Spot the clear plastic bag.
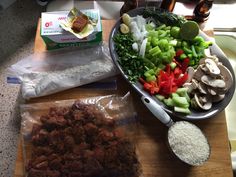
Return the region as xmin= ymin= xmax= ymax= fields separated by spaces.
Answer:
xmin=20 ymin=93 xmax=141 ymax=177
xmin=8 ymin=43 xmax=118 ymax=99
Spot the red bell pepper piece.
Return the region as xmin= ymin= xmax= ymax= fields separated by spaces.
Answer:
xmin=165 ymin=64 xmax=171 ymax=75
xmin=175 ymin=49 xmax=184 ymax=57
xmin=181 ymin=58 xmax=190 ymax=73
xmin=139 ymin=77 xmax=160 ymax=95
xmin=175 ymin=72 xmax=188 ymax=87
xmin=173 ymin=67 xmax=182 ymax=78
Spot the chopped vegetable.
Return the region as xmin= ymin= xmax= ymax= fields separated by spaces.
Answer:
xmin=122 ymin=13 xmax=131 ymax=26
xmin=143 ymin=8 xmax=186 ymax=27
xmin=113 ymin=9 xmax=213 ymax=114
xmin=113 ymin=33 xmax=144 ymax=82
xmin=132 ymin=42 xmax=139 ymax=52
xmin=120 ymin=23 xmax=130 ymax=34
xmin=139 ymin=38 xmax=148 ymax=58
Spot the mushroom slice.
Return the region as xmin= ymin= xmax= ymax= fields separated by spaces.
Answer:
xmin=207 ymin=87 xmax=217 ymax=95
xmin=204 ymin=58 xmax=221 ymax=76
xmin=198 ymin=82 xmax=207 ymax=94
xmin=193 ymin=66 xmax=205 ymax=81
xmin=183 ymin=83 xmax=194 ymax=93
xmin=194 ymin=93 xmax=212 ymax=110
xmin=204 ymin=49 xmax=211 ymax=58
xmin=218 ymin=64 xmax=233 ymax=91
xmin=191 ymin=97 xmax=199 ymax=109
xmin=201 ymin=95 xmax=209 ymax=103
xmin=216 ymin=87 xmax=228 ymax=95
xmin=207 ymin=85 xmax=228 ymax=95
xmin=186 ymin=67 xmax=195 ymax=83
xmin=200 ymin=64 xmax=209 ymax=73
xmin=212 ymin=94 xmax=225 ymax=103
xmin=201 ymin=75 xmax=226 ymax=88
xmin=191 ymin=79 xmax=199 ymax=89
xmin=199 ymin=57 xmax=207 ymax=65
xmin=207 ymin=55 xmax=219 ymax=63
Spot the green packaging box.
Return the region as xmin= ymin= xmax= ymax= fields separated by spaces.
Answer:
xmin=41 ymin=9 xmax=102 ymax=50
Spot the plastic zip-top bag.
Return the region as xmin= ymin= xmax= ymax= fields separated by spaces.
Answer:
xmin=20 ymin=93 xmax=142 ymax=177
xmin=8 ymin=43 xmax=118 ymax=99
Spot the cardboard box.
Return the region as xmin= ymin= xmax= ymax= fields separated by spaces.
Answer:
xmin=41 ymin=9 xmax=102 ymax=50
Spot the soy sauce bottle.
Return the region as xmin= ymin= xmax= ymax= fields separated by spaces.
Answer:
xmin=193 ymin=0 xmax=213 ymax=22
xmin=160 ymin=0 xmax=176 ymax=12
xmin=120 ymin=0 xmax=137 ymax=16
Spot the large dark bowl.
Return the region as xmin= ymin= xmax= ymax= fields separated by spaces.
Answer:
xmin=109 ymin=7 xmax=236 ymax=120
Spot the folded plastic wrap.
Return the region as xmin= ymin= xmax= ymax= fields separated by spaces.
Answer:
xmin=20 ymin=93 xmax=142 ymax=177
xmin=8 ymin=43 xmax=118 ymax=99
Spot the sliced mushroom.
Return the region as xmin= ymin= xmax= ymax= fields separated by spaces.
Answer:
xmin=200 ymin=64 xmax=209 ymax=73
xmin=212 ymin=94 xmax=225 ymax=103
xmin=201 ymin=75 xmax=226 ymax=88
xmin=208 ymin=86 xmax=228 ymax=95
xmin=194 ymin=93 xmax=212 ymax=110
xmin=186 ymin=55 xmax=232 ymax=111
xmin=199 ymin=58 xmax=207 ymax=65
xmin=191 ymin=97 xmax=199 ymax=109
xmin=191 ymin=79 xmax=199 ymax=89
xmin=204 ymin=58 xmax=221 ymax=76
xmin=186 ymin=67 xmax=195 ymax=83
xmin=216 ymin=87 xmax=228 ymax=94
xmin=203 ymin=49 xmax=211 ymax=58
xmin=218 ymin=64 xmax=233 ymax=91
xmin=183 ymin=83 xmax=194 ymax=93
xmin=204 ymin=55 xmax=219 ymax=62
xmin=207 ymin=87 xmax=217 ymax=95
xmin=198 ymin=82 xmax=208 ymax=94
xmin=201 ymin=95 xmax=208 ymax=103
xmin=193 ymin=66 xmax=205 ymax=81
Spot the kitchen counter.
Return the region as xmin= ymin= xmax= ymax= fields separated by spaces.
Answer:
xmin=0 ymin=1 xmax=45 ymax=176
xmin=13 ymin=19 xmax=234 ymax=177
xmin=0 ymin=1 xmax=235 ymax=176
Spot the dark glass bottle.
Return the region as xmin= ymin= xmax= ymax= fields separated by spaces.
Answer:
xmin=120 ymin=0 xmax=137 ymax=16
xmin=160 ymin=0 xmax=176 ymax=12
xmin=193 ymin=0 xmax=213 ymax=22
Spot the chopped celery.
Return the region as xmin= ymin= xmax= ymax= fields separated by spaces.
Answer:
xmin=176 ymin=87 xmax=190 ymax=102
xmin=156 ymin=24 xmax=166 ymax=30
xmin=171 ymin=93 xmax=179 ymax=98
xmin=170 ymin=62 xmax=177 ymax=70
xmin=149 ymin=46 xmax=161 ymax=55
xmin=176 ymin=87 xmax=188 ymax=94
xmin=146 ymin=75 xmax=156 ymax=82
xmin=169 ymin=39 xmax=178 ymax=46
xmin=174 ymin=107 xmax=191 ymax=114
xmin=156 ymin=94 xmax=165 ymax=101
xmin=172 ymin=96 xmax=189 ymax=108
xmin=164 ymin=98 xmax=174 ymax=107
